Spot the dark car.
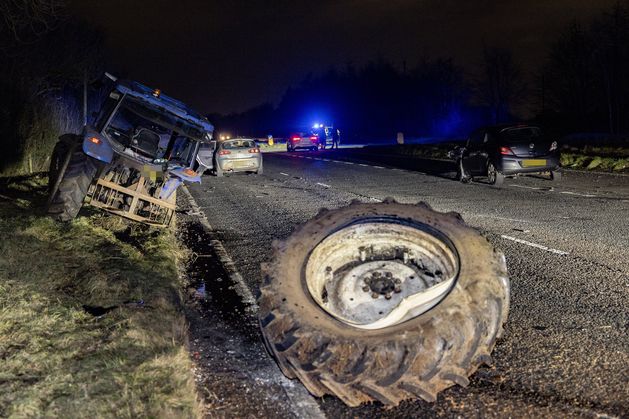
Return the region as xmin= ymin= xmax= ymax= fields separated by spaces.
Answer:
xmin=455 ymin=124 xmax=561 ymax=187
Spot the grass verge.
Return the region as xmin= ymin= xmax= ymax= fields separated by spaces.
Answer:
xmin=0 ymin=175 xmax=200 ymax=418
xmin=362 ymin=143 xmax=629 ymax=173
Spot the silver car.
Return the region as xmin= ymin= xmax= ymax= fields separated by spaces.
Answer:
xmin=208 ymin=138 xmax=263 ymax=176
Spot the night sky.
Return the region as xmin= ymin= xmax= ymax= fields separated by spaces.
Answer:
xmin=69 ymin=0 xmax=617 ymax=115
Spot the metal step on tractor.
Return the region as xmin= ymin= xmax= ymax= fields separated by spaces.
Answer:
xmin=47 ymin=74 xmax=214 ymax=226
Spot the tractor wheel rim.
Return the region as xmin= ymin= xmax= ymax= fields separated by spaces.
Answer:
xmin=304 ymin=220 xmax=459 ymax=329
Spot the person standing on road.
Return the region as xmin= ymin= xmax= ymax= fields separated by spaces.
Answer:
xmin=332 ymin=128 xmax=340 ymax=149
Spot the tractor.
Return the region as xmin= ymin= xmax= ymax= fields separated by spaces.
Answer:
xmin=47 ymin=75 xmax=213 ymax=226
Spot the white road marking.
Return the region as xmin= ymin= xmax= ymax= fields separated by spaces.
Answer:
xmin=560 ymin=191 xmax=597 ymax=198
xmin=316 ymin=182 xmax=331 ymax=188
xmin=474 ymin=214 xmax=531 ymax=223
xmin=180 ymin=187 xmax=258 ymax=309
xmin=500 ymin=235 xmax=569 ymax=255
xmin=279 ymin=172 xmax=289 ymax=176
xmin=304 ymin=156 xmax=313 ymax=159
xmin=373 ymin=165 xmax=385 ymax=169
xmin=358 ymin=163 xmax=369 ymax=167
xmin=511 ymin=184 xmax=552 ymax=191
xmin=183 ymin=186 xmax=326 ymax=419
xmin=343 ymin=161 xmax=354 ymax=165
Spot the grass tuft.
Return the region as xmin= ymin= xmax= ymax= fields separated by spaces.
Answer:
xmin=0 ymin=175 xmax=200 ymax=418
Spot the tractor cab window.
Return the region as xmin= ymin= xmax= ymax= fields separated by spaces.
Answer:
xmin=104 ymin=96 xmax=203 ymax=165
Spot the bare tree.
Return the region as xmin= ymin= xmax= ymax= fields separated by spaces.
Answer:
xmin=476 ymin=47 xmax=526 ymax=124
xmin=591 ymin=1 xmax=629 ymax=134
xmin=541 ymin=21 xmax=600 ymax=123
xmin=0 ymin=0 xmax=65 ymax=44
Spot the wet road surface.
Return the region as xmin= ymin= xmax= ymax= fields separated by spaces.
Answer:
xmin=187 ymin=148 xmax=629 ymax=418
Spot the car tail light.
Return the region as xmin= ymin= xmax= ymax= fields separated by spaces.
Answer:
xmin=550 ymin=141 xmax=558 ymax=151
xmin=249 ymin=148 xmax=260 ymax=153
xmin=291 ymin=136 xmax=300 ymax=142
xmin=218 ymin=150 xmax=231 ymax=155
xmin=500 ymin=146 xmax=514 ymax=155
xmin=310 ymin=136 xmax=318 ymax=142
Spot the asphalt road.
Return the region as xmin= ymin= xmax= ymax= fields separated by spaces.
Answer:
xmin=187 ymin=148 xmax=629 ymax=418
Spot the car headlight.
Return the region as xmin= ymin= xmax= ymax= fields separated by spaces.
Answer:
xmin=550 ymin=141 xmax=558 ymax=151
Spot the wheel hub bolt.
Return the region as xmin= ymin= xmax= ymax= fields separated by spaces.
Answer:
xmin=362 ymin=270 xmax=400 ymax=298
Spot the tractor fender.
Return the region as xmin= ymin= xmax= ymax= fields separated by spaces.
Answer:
xmin=82 ymin=127 xmax=113 ymax=163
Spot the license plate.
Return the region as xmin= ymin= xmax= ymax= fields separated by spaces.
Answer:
xmin=521 ymin=159 xmax=546 ymax=167
xmin=234 ymin=160 xmax=254 ymax=168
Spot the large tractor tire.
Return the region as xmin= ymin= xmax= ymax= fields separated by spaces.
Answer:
xmin=47 ymin=145 xmax=98 ymax=222
xmin=258 ymin=199 xmax=509 ymax=407
xmin=48 ymin=141 xmax=70 ymax=193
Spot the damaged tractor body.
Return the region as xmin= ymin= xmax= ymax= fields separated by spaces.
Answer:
xmin=48 ymin=78 xmax=213 ymax=226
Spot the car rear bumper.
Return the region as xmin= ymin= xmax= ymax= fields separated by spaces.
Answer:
xmin=218 ymin=157 xmax=261 ymax=171
xmin=290 ymin=140 xmax=318 ymax=148
xmin=497 ymin=155 xmax=560 ymax=175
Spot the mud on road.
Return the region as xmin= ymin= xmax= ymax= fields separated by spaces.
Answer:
xmin=177 ymin=192 xmax=324 ymax=419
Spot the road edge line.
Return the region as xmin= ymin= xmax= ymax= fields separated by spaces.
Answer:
xmin=180 ymin=185 xmax=258 ymax=311
xmin=180 ymin=185 xmax=327 ymax=419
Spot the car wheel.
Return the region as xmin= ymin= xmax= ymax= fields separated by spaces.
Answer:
xmin=258 ymin=199 xmax=510 ymax=407
xmin=256 ymin=161 xmax=264 ymax=175
xmin=487 ymin=163 xmax=504 ymax=187
xmin=214 ymin=161 xmax=224 ymax=177
xmin=550 ymin=170 xmax=562 ymax=181
xmin=287 ymin=145 xmax=293 ymax=152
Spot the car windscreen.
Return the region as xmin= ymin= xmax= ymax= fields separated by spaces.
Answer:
xmin=222 ymin=140 xmax=256 ymax=149
xmin=499 ymin=127 xmax=543 ymax=143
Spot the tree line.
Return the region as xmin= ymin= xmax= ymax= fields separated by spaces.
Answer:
xmin=0 ymin=0 xmax=103 ymax=175
xmin=217 ymin=1 xmax=629 ymax=141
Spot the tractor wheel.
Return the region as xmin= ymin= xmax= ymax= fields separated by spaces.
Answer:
xmin=258 ymin=199 xmax=509 ymax=407
xmin=47 ymin=148 xmax=98 ymax=222
xmin=48 ymin=141 xmax=70 ymax=193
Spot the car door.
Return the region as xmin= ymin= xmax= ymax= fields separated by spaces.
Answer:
xmin=196 ymin=140 xmax=215 ymax=170
xmin=463 ymin=129 xmax=486 ymax=175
